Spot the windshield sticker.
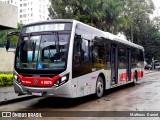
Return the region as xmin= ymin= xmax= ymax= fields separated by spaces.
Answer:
xmin=24 ymin=37 xmax=29 ymax=41
xmin=37 ymin=62 xmax=43 ymax=69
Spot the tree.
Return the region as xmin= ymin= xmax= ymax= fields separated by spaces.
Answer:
xmin=48 ymin=0 xmax=99 ymax=25
xmin=48 ymin=0 xmax=73 ymax=19
xmin=48 ymin=0 xmax=160 ymax=61
xmin=82 ymin=0 xmax=99 ymax=26
xmin=0 ymin=22 xmax=23 ymax=47
xmin=0 ymin=31 xmax=7 ymax=47
xmin=122 ymin=0 xmax=155 ymax=43
xmin=103 ymin=0 xmax=126 ymax=33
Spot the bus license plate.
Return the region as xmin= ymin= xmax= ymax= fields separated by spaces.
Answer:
xmin=32 ymin=92 xmax=42 ymax=96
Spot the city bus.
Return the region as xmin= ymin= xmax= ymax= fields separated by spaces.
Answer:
xmin=6 ymin=19 xmax=144 ymax=98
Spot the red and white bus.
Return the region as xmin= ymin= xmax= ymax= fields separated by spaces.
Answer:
xmin=6 ymin=19 xmax=144 ymax=98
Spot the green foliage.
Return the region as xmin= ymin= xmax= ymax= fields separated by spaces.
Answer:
xmin=144 ymin=31 xmax=160 ymax=62
xmin=10 ymin=35 xmax=18 ymax=47
xmin=0 ymin=22 xmax=23 ymax=47
xmin=122 ymin=0 xmax=155 ymax=42
xmin=48 ymin=0 xmax=74 ymax=19
xmin=74 ymin=13 xmax=90 ymax=25
xmin=0 ymin=74 xmax=13 ymax=86
xmin=104 ymin=0 xmax=125 ymax=33
xmin=0 ymin=30 xmax=7 ymax=47
xmin=48 ymin=0 xmax=92 ymax=25
xmin=82 ymin=0 xmax=99 ymax=25
xmin=48 ymin=0 xmax=160 ymax=62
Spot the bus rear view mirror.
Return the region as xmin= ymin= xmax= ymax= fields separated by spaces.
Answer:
xmin=5 ymin=32 xmax=20 ymax=52
xmin=6 ymin=35 xmax=11 ymax=51
xmin=75 ymin=34 xmax=82 ymax=41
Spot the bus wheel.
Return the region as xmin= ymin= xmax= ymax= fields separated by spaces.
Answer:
xmin=133 ymin=72 xmax=138 ymax=85
xmin=95 ymin=76 xmax=104 ymax=98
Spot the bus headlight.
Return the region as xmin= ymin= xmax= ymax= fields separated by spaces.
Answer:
xmin=14 ymin=74 xmax=17 ymax=80
xmin=14 ymin=74 xmax=21 ymax=85
xmin=61 ymin=76 xmax=67 ymax=82
xmin=53 ymin=74 xmax=69 ymax=87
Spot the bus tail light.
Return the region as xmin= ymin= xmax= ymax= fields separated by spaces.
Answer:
xmin=53 ymin=74 xmax=69 ymax=87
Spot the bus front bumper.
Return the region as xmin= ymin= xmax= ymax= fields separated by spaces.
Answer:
xmin=13 ymin=80 xmax=72 ymax=97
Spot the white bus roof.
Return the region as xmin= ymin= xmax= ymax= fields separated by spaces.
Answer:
xmin=23 ymin=19 xmax=144 ymax=50
xmin=103 ymin=32 xmax=144 ymax=50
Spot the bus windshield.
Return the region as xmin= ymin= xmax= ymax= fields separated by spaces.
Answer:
xmin=15 ymin=32 xmax=70 ymax=70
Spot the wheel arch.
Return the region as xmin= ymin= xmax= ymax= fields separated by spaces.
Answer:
xmin=98 ymin=73 xmax=106 ymax=90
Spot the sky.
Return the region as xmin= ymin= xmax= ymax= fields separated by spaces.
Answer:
xmin=152 ymin=0 xmax=160 ymax=8
xmin=152 ymin=0 xmax=160 ymax=17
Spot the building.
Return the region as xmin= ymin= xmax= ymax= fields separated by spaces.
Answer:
xmin=0 ymin=1 xmax=18 ymax=30
xmin=0 ymin=0 xmax=18 ymax=6
xmin=0 ymin=0 xmax=50 ymax=25
xmin=19 ymin=0 xmax=50 ymax=24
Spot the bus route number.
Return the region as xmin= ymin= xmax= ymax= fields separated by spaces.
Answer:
xmin=41 ymin=81 xmax=52 ymax=85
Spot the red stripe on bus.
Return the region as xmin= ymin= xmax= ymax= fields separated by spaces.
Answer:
xmin=131 ymin=72 xmax=134 ymax=79
xmin=120 ymin=72 xmax=135 ymax=81
xmin=120 ymin=73 xmax=126 ymax=82
xmin=138 ymin=71 xmax=144 ymax=78
xmin=17 ymin=74 xmax=60 ymax=87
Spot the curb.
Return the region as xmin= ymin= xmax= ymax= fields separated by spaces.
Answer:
xmin=0 ymin=96 xmax=38 ymax=106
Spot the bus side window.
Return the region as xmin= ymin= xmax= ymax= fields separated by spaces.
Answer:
xmin=81 ymin=39 xmax=89 ymax=61
xmin=92 ymin=40 xmax=105 ymax=66
xmin=131 ymin=49 xmax=138 ymax=67
xmin=140 ymin=50 xmax=144 ymax=61
xmin=73 ymin=35 xmax=82 ymax=64
xmin=73 ymin=36 xmax=90 ymax=62
xmin=92 ymin=42 xmax=98 ymax=63
xmin=72 ymin=29 xmax=92 ymax=78
xmin=118 ymin=47 xmax=126 ymax=69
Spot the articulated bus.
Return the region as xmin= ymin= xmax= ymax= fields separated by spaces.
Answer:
xmin=6 ymin=19 xmax=144 ymax=98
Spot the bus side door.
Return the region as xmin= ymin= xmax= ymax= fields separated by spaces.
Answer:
xmin=111 ymin=44 xmax=118 ymax=84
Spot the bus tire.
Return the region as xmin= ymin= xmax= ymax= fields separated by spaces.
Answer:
xmin=133 ymin=72 xmax=138 ymax=85
xmin=95 ymin=76 xmax=104 ymax=98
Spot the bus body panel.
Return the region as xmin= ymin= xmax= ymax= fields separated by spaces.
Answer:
xmin=72 ymin=69 xmax=110 ymax=98
xmin=118 ymin=69 xmax=127 ymax=84
xmin=14 ymin=77 xmax=73 ymax=98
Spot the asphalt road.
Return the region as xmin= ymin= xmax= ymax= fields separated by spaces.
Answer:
xmin=1 ymin=71 xmax=160 ymax=120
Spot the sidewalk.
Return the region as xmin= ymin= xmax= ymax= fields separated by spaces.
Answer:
xmin=0 ymin=86 xmax=21 ymax=101
xmin=0 ymin=86 xmax=34 ymax=105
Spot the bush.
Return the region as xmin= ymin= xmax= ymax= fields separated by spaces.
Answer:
xmin=0 ymin=74 xmax=13 ymax=86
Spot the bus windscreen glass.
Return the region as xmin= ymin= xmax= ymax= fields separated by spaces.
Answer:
xmin=15 ymin=33 xmax=70 ymax=70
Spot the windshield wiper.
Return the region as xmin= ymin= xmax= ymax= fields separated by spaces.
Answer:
xmin=32 ymin=41 xmax=36 ymax=62
xmin=54 ymin=32 xmax=61 ymax=62
xmin=55 ymin=32 xmax=60 ymax=53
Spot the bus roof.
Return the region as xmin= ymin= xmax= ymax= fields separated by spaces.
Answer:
xmin=104 ymin=32 xmax=144 ymax=50
xmin=23 ymin=19 xmax=74 ymax=27
xmin=114 ymin=35 xmax=144 ymax=50
xmin=23 ymin=19 xmax=144 ymax=50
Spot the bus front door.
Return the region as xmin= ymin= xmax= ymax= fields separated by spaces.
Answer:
xmin=111 ymin=44 xmax=118 ymax=85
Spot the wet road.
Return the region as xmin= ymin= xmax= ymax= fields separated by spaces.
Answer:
xmin=1 ymin=70 xmax=160 ymax=120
